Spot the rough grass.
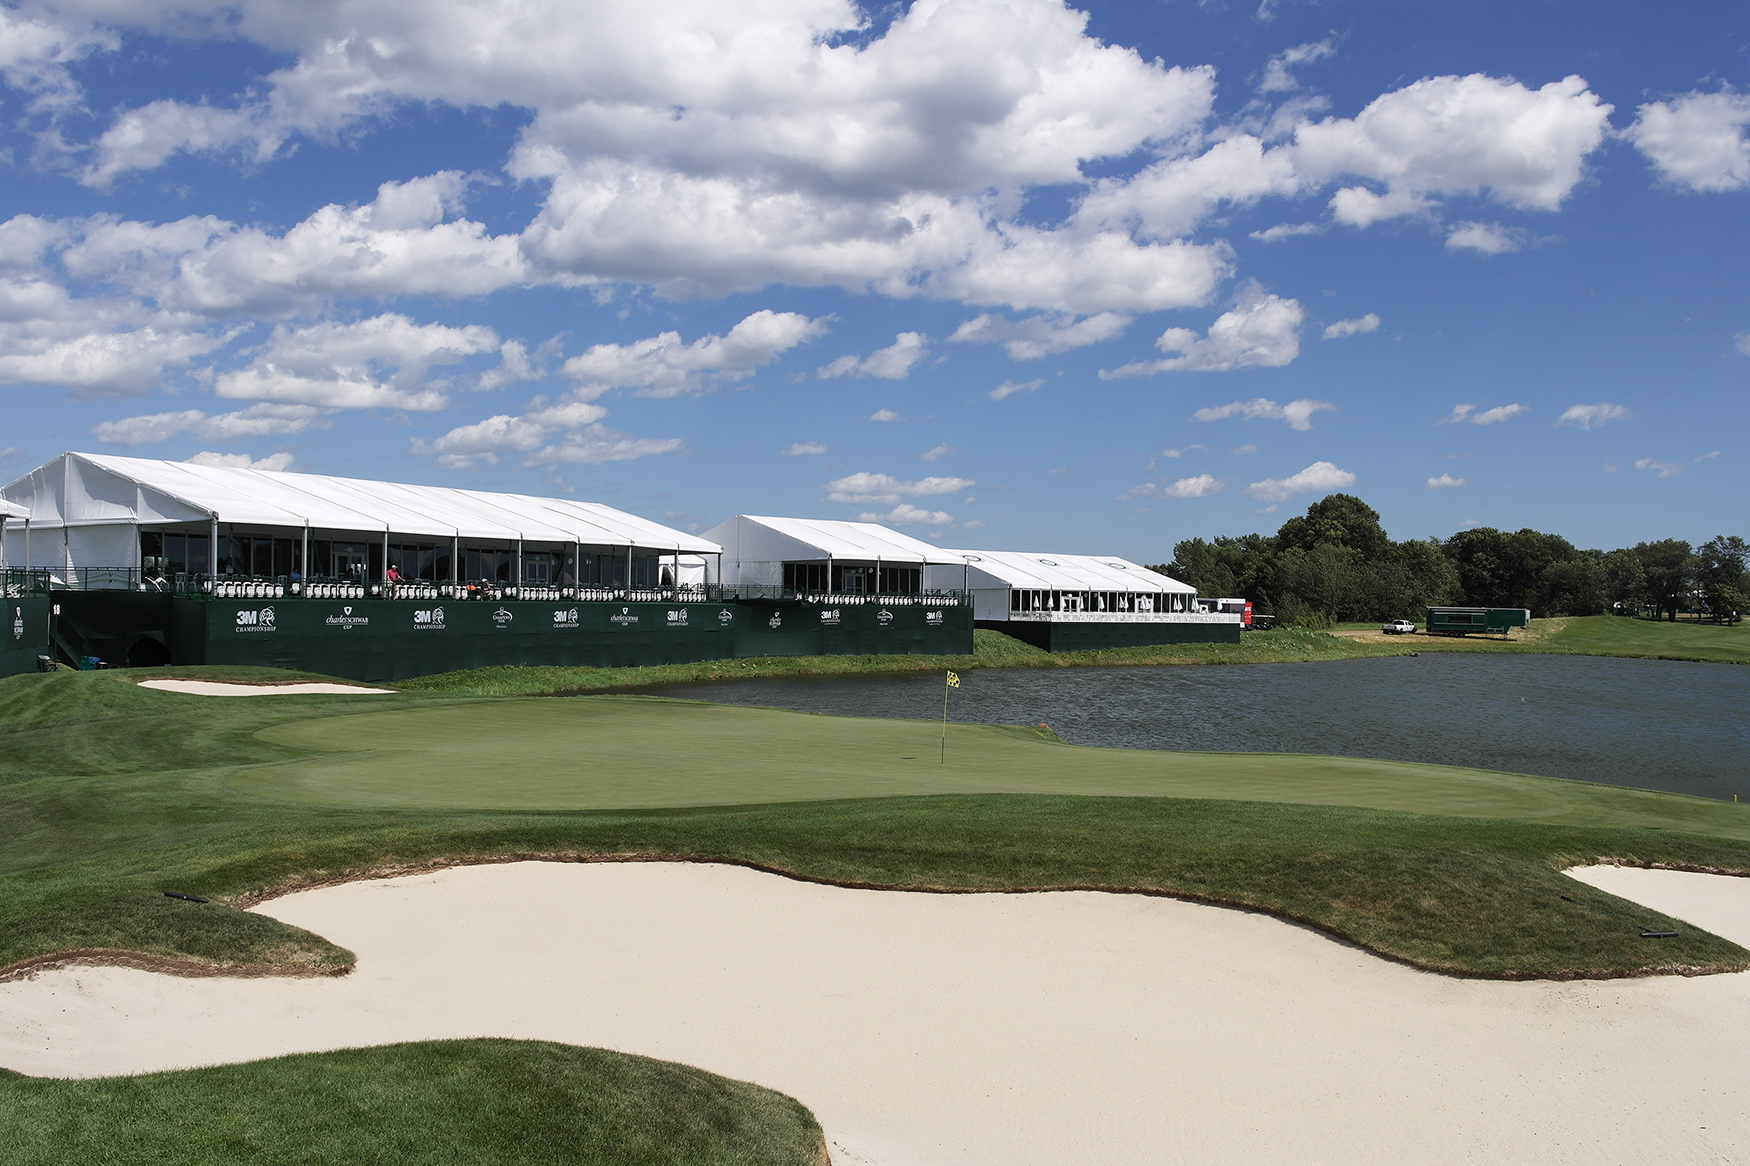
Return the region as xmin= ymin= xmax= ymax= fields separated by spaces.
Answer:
xmin=396 ymin=626 xmax=1407 ymax=696
xmin=0 ymin=1039 xmax=829 ymax=1166
xmin=4 ymin=667 xmax=1750 ymax=984
xmin=391 ymin=616 xmax=1750 ymax=700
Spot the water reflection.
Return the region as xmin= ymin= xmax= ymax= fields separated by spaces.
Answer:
xmin=647 ymin=654 xmax=1750 ymax=801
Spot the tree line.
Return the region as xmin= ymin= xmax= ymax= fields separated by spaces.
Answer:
xmin=1156 ymin=494 xmax=1747 ymax=627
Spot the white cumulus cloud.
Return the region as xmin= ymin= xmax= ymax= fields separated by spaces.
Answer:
xmin=214 ymin=314 xmax=498 ymax=411
xmin=988 ymin=378 xmax=1044 ymax=401
xmin=1626 ymin=90 xmax=1750 ymax=193
xmin=818 ymin=332 xmax=928 ymax=380
xmin=858 ymin=503 xmax=957 ymax=527
xmin=93 ymin=403 xmax=331 ymax=445
xmin=1446 ymin=222 xmax=1523 ymax=254
xmin=781 ymin=441 xmax=828 ymax=456
xmin=564 ymin=309 xmax=827 ymax=398
xmin=1556 ymin=402 xmax=1631 ymax=430
xmin=1425 ymin=474 xmax=1466 ymax=490
xmin=184 ymin=451 xmax=295 ymax=471
xmin=823 ymin=472 xmax=976 ymax=505
xmin=1100 ymin=285 xmax=1302 ymax=377
xmin=1439 ymin=403 xmax=1525 ymax=426
xmin=949 ymin=311 xmax=1131 ymax=360
xmin=1190 ymin=397 xmax=1335 ymax=431
xmin=1246 ymin=460 xmax=1356 ymax=502
xmin=1322 ymin=313 xmax=1379 ymax=339
xmin=1125 ymin=474 xmax=1224 ymax=499
xmin=1635 ymin=451 xmax=1719 ymax=479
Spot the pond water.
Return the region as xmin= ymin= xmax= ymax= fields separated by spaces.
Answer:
xmin=647 ymin=654 xmax=1750 ymax=801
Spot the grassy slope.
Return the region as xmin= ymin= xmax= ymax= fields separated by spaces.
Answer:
xmin=4 ymin=668 xmax=1750 ymax=984
xmin=0 ymin=1039 xmax=828 ymax=1166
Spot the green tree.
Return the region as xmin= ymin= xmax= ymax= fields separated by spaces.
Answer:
xmin=1633 ymin=539 xmax=1696 ymax=622
xmin=1696 ymin=535 xmax=1748 ymax=623
xmin=1274 ymin=494 xmax=1390 ymax=559
xmin=1602 ymin=547 xmax=1646 ymax=614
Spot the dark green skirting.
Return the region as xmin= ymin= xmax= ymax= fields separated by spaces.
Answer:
xmin=977 ymin=618 xmax=1240 ymax=653
xmin=45 ymin=592 xmax=973 ymax=681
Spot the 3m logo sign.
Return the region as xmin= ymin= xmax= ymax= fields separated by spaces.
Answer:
xmin=414 ymin=608 xmax=446 ymax=627
xmin=235 ymin=607 xmax=277 ymax=632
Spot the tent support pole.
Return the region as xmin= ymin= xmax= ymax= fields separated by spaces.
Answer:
xmin=516 ymin=538 xmax=523 ymax=591
xmin=209 ymin=517 xmax=218 ymax=577
xmin=301 ymin=526 xmax=309 ymax=582
xmin=383 ymin=529 xmax=391 ymax=584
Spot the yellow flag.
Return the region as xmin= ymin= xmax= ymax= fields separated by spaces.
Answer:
xmin=946 ymin=671 xmax=960 ymax=687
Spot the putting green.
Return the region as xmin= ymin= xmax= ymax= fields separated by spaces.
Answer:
xmin=234 ymin=695 xmax=1750 ymax=838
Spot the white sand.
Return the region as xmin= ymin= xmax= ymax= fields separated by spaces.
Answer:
xmin=135 ymin=679 xmax=393 ymax=696
xmin=4 ymin=861 xmax=1749 ymax=1165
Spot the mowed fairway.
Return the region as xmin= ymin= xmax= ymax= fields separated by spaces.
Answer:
xmin=240 ymin=694 xmax=1750 ymax=838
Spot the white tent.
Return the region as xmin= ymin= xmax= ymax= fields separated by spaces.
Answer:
xmin=1 ymin=452 xmax=719 ymax=581
xmin=703 ymin=515 xmax=961 ymax=593
xmin=0 ymin=497 xmax=25 ymax=571
xmin=934 ymin=549 xmax=1198 ymax=621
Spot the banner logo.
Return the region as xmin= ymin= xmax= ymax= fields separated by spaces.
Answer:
xmin=11 ymin=606 xmax=23 ymax=641
xmin=326 ymin=607 xmax=369 ymax=629
xmin=768 ymin=612 xmax=782 ymax=628
xmin=553 ymin=607 xmax=579 ymax=628
xmin=819 ymin=608 xmax=841 ymax=625
xmin=717 ymin=608 xmax=734 ymax=625
xmin=926 ymin=610 xmax=944 ymax=625
xmin=235 ymin=606 xmax=277 ymax=633
xmin=666 ymin=609 xmax=688 ymax=627
xmin=414 ymin=607 xmax=446 ymax=628
xmin=877 ymin=609 xmax=894 ymax=626
xmin=492 ymin=607 xmax=515 ymax=626
xmin=610 ymin=606 xmax=639 ymax=625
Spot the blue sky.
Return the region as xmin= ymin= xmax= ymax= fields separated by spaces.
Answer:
xmin=1 ymin=0 xmax=1745 ymax=559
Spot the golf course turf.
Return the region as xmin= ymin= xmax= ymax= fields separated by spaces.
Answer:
xmin=0 ymin=1039 xmax=830 ymax=1166
xmin=5 ymin=617 xmax=1749 ymax=1161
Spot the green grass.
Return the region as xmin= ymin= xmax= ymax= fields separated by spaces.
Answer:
xmin=390 ymin=616 xmax=1750 ymax=701
xmin=237 ymin=695 xmax=1750 ymax=838
xmin=0 ymin=1039 xmax=828 ymax=1166
xmin=5 ymin=667 xmax=1750 ymax=986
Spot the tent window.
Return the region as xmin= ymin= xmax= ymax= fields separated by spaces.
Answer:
xmin=877 ymin=565 xmax=920 ymax=593
xmin=784 ymin=562 xmax=829 ymax=591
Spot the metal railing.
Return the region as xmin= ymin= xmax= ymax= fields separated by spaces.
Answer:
xmin=1 ymin=567 xmax=53 ymax=597
xmin=22 ymin=568 xmax=972 ymax=607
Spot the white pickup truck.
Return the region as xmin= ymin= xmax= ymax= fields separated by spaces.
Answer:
xmin=1382 ymin=619 xmax=1416 ymax=634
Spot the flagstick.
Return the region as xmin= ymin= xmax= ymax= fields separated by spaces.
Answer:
xmin=940 ymin=675 xmax=948 ymax=764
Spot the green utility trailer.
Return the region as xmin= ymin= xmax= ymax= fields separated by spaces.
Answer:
xmin=1424 ymin=606 xmax=1530 ymax=636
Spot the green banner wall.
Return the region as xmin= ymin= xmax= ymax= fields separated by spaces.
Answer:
xmin=179 ymin=595 xmax=972 ymax=681
xmin=1 ymin=596 xmax=52 ymax=677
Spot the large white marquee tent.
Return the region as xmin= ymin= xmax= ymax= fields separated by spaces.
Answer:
xmin=0 ymin=452 xmax=720 ymax=586
xmin=938 ymin=549 xmax=1203 ymax=622
xmin=704 ymin=515 xmax=964 ymax=594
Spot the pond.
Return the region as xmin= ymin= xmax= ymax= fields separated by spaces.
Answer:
xmin=647 ymin=653 xmax=1750 ymax=802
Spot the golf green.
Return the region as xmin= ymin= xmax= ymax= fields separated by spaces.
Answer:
xmin=236 ymin=694 xmax=1750 ymax=838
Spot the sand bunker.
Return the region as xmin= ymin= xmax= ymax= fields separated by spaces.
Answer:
xmin=4 ymin=862 xmax=1749 ymax=1165
xmin=136 ymin=679 xmax=394 ymax=696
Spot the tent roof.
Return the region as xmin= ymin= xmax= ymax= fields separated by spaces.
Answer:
xmin=714 ymin=515 xmax=962 ymax=564
xmin=2 ymin=453 xmax=719 ymax=552
xmin=0 ymin=498 xmax=26 ymax=519
xmin=941 ymin=549 xmax=1194 ymax=593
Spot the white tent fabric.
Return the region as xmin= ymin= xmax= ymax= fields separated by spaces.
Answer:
xmin=936 ymin=550 xmax=1194 ymax=595
xmin=0 ymin=498 xmax=26 ymax=518
xmin=0 ymin=453 xmax=720 ymax=553
xmin=703 ymin=515 xmax=961 ymax=588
